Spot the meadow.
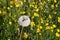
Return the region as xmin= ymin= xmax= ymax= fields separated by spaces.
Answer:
xmin=0 ymin=0 xmax=60 ymax=40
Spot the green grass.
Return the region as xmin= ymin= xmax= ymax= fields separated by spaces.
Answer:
xmin=0 ymin=0 xmax=60 ymax=40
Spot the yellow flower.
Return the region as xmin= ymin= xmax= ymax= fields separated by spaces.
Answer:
xmin=39 ymin=33 xmax=42 ymax=35
xmin=50 ymin=27 xmax=54 ymax=29
xmin=32 ymin=2 xmax=35 ymax=5
xmin=34 ymin=5 xmax=37 ymax=8
xmin=34 ymin=13 xmax=39 ymax=17
xmin=30 ymin=4 xmax=34 ymax=7
xmin=37 ymin=25 xmax=42 ymax=29
xmin=12 ymin=0 xmax=17 ymax=3
xmin=2 ymin=11 xmax=6 ymax=15
xmin=39 ymin=26 xmax=43 ymax=29
xmin=15 ymin=1 xmax=23 ymax=8
xmin=8 ymin=13 xmax=11 ymax=17
xmin=23 ymin=33 xmax=28 ymax=39
xmin=15 ymin=3 xmax=20 ymax=7
xmin=7 ymin=7 xmax=10 ymax=10
xmin=51 ymin=29 xmax=54 ymax=32
xmin=51 ymin=4 xmax=54 ymax=9
xmin=40 ymin=2 xmax=43 ymax=5
xmin=49 ymin=15 xmax=52 ymax=18
xmin=57 ymin=29 xmax=60 ymax=32
xmin=52 ymin=24 xmax=56 ymax=28
xmin=9 ymin=21 xmax=12 ymax=25
xmin=46 ymin=26 xmax=51 ymax=30
xmin=10 ymin=5 xmax=13 ymax=8
xmin=20 ymin=12 xmax=25 ymax=14
xmin=45 ymin=23 xmax=49 ymax=26
xmin=54 ymin=0 xmax=57 ymax=3
xmin=35 ymin=8 xmax=39 ymax=12
xmin=58 ymin=17 xmax=60 ymax=22
xmin=47 ymin=0 xmax=49 ymax=1
xmin=24 ymin=0 xmax=26 ymax=2
xmin=10 ymin=1 xmax=14 ymax=4
xmin=37 ymin=28 xmax=40 ymax=33
xmin=40 ymin=18 xmax=44 ymax=23
xmin=54 ymin=11 xmax=57 ymax=14
xmin=43 ymin=1 xmax=46 ymax=4
xmin=20 ymin=1 xmax=23 ymax=5
xmin=31 ymin=16 xmax=34 ymax=19
xmin=55 ymin=4 xmax=58 ymax=8
xmin=30 ymin=21 xmax=35 ymax=27
xmin=55 ymin=32 xmax=60 ymax=37
xmin=0 ymin=10 xmax=2 ymax=14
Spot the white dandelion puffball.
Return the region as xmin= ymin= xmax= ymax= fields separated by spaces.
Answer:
xmin=18 ymin=15 xmax=30 ymax=27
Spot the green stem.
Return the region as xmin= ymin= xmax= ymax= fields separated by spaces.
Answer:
xmin=19 ymin=27 xmax=24 ymax=40
xmin=36 ymin=33 xmax=38 ymax=40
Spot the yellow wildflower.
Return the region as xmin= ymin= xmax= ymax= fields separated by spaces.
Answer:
xmin=30 ymin=21 xmax=35 ymax=27
xmin=12 ymin=0 xmax=17 ymax=3
xmin=2 ymin=11 xmax=6 ymax=15
xmin=43 ymin=1 xmax=46 ymax=4
xmin=52 ymin=24 xmax=56 ymax=28
xmin=34 ymin=13 xmax=39 ymax=17
xmin=10 ymin=5 xmax=13 ymax=8
xmin=20 ymin=12 xmax=25 ymax=14
xmin=39 ymin=33 xmax=42 ymax=35
xmin=51 ymin=29 xmax=54 ymax=32
xmin=32 ymin=2 xmax=35 ymax=5
xmin=35 ymin=8 xmax=39 ymax=12
xmin=55 ymin=4 xmax=58 ymax=8
xmin=55 ymin=32 xmax=60 ymax=37
xmin=57 ymin=29 xmax=60 ymax=32
xmin=50 ymin=27 xmax=54 ymax=29
xmin=54 ymin=11 xmax=57 ymax=14
xmin=54 ymin=0 xmax=57 ymax=3
xmin=58 ymin=17 xmax=60 ymax=22
xmin=23 ymin=33 xmax=28 ymax=39
xmin=40 ymin=26 xmax=43 ymax=29
xmin=49 ymin=15 xmax=52 ymax=18
xmin=47 ymin=0 xmax=49 ymax=2
xmin=9 ymin=21 xmax=12 ymax=25
xmin=37 ymin=25 xmax=42 ymax=29
xmin=8 ymin=13 xmax=11 ymax=17
xmin=46 ymin=26 xmax=51 ymax=30
xmin=15 ymin=3 xmax=20 ymax=7
xmin=20 ymin=1 xmax=23 ymax=5
xmin=10 ymin=1 xmax=14 ymax=4
xmin=0 ymin=10 xmax=2 ymax=14
xmin=40 ymin=2 xmax=43 ymax=5
xmin=45 ymin=23 xmax=49 ymax=26
xmin=30 ymin=4 xmax=34 ymax=7
xmin=34 ymin=5 xmax=37 ymax=8
xmin=15 ymin=1 xmax=23 ymax=8
xmin=31 ymin=16 xmax=34 ymax=19
xmin=51 ymin=4 xmax=54 ymax=9
xmin=24 ymin=0 xmax=26 ymax=2
xmin=37 ymin=28 xmax=40 ymax=33
xmin=7 ymin=7 xmax=10 ymax=10
xmin=40 ymin=18 xmax=44 ymax=23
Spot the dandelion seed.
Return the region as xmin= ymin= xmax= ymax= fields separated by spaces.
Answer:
xmin=18 ymin=15 xmax=30 ymax=27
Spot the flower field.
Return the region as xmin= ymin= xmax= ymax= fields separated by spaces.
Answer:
xmin=0 ymin=0 xmax=60 ymax=40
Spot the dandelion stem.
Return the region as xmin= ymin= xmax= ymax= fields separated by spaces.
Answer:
xmin=19 ymin=27 xmax=24 ymax=40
